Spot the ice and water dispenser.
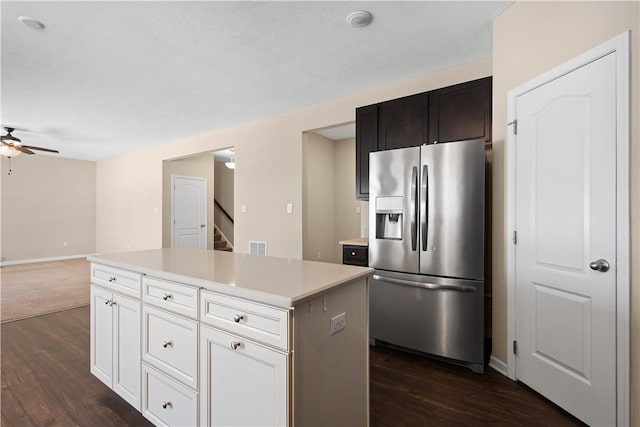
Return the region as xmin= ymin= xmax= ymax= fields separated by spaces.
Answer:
xmin=375 ymin=196 xmax=403 ymax=240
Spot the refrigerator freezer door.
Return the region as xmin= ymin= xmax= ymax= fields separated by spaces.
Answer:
xmin=370 ymin=270 xmax=485 ymax=371
xmin=369 ymin=146 xmax=420 ymax=274
xmin=420 ymin=140 xmax=485 ymax=280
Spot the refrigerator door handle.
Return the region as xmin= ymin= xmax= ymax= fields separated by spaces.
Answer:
xmin=421 ymin=164 xmax=428 ymax=251
xmin=410 ymin=166 xmax=418 ymax=251
xmin=373 ymin=274 xmax=476 ymax=293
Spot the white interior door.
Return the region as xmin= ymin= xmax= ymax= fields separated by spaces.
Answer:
xmin=512 ymin=52 xmax=618 ymax=425
xmin=172 ymin=175 xmax=207 ymax=249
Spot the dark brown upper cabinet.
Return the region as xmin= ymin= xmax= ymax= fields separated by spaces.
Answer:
xmin=355 ymin=104 xmax=378 ymax=200
xmin=355 ymin=76 xmax=492 ymax=200
xmin=427 ymin=77 xmax=492 ymax=144
xmin=378 ymin=93 xmax=427 ymax=150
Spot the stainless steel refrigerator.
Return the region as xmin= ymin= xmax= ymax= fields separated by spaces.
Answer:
xmin=369 ymin=139 xmax=485 ymax=373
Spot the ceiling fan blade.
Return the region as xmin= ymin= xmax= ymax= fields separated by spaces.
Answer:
xmin=20 ymin=145 xmax=59 ymax=153
xmin=1 ymin=134 xmax=21 ymax=143
xmin=15 ymin=146 xmax=35 ymax=155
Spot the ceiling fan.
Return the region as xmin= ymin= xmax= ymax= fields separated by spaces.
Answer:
xmin=1 ymin=127 xmax=59 ymax=157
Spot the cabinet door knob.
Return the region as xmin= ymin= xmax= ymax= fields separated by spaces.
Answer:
xmin=107 ymin=276 xmax=117 ymax=282
xmin=162 ymin=340 xmax=173 ymax=348
xmin=110 ymin=301 xmax=116 ymax=306
xmin=231 ymin=341 xmax=241 ymax=350
xmin=351 ymin=251 xmax=356 ymax=256
xmin=162 ymin=293 xmax=172 ymax=301
xmin=162 ymin=401 xmax=172 ymax=409
xmin=104 ymin=299 xmax=111 ymax=305
xmin=233 ymin=314 xmax=245 ymax=323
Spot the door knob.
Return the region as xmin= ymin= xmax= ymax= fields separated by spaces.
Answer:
xmin=200 ymin=224 xmax=206 ymax=228
xmin=589 ymin=259 xmax=610 ymax=272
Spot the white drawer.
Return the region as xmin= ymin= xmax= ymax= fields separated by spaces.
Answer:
xmin=143 ymin=305 xmax=198 ymax=389
xmin=143 ymin=277 xmax=199 ymax=319
xmin=200 ymin=291 xmax=290 ymax=351
xmin=142 ymin=364 xmax=197 ymax=427
xmin=91 ymin=263 xmax=141 ymax=299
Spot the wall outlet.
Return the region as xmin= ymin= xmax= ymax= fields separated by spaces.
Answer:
xmin=241 ymin=204 xmax=247 ymax=213
xmin=355 ymin=205 xmax=361 ymax=214
xmin=317 ymin=251 xmax=321 ymax=259
xmin=63 ymin=241 xmax=68 ymax=247
xmin=286 ymin=203 xmax=293 ymax=214
xmin=330 ymin=312 xmax=346 ymax=336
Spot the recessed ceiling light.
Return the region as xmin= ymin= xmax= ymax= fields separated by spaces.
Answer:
xmin=346 ymin=10 xmax=372 ymax=28
xmin=18 ymin=16 xmax=45 ymax=30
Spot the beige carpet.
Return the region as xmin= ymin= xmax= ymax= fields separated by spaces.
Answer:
xmin=1 ymin=259 xmax=90 ymax=323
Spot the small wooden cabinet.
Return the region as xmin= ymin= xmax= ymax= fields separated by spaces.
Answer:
xmin=355 ymin=76 xmax=492 ymax=200
xmin=378 ymin=93 xmax=427 ymax=150
xmin=427 ymin=77 xmax=492 ymax=144
xmin=355 ymin=104 xmax=378 ymax=200
xmin=343 ymin=245 xmax=369 ymax=267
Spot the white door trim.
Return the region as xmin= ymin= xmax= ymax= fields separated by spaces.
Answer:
xmin=505 ymin=31 xmax=629 ymax=425
xmin=171 ymin=174 xmax=208 ymax=248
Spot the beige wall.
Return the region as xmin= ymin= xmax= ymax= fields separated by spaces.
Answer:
xmin=214 ymin=158 xmax=234 ymax=245
xmin=302 ymin=135 xmax=362 ymax=264
xmin=96 ymin=59 xmax=492 ymax=259
xmin=492 ymin=1 xmax=639 ymax=422
xmin=303 ymin=132 xmax=337 ymax=263
xmin=0 ymin=155 xmax=96 ymax=261
xmin=162 ymin=153 xmax=216 ymax=250
xmin=334 ymin=137 xmax=363 ymax=260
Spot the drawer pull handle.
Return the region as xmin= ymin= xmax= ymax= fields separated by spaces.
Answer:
xmin=231 ymin=341 xmax=241 ymax=350
xmin=351 ymin=251 xmax=356 ymax=256
xmin=108 ymin=276 xmax=117 ymax=282
xmin=233 ymin=314 xmax=245 ymax=323
xmin=162 ymin=401 xmax=172 ymax=409
xmin=162 ymin=293 xmax=173 ymax=301
xmin=162 ymin=340 xmax=173 ymax=348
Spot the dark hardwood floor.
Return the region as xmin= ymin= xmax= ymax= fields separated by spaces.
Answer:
xmin=1 ymin=306 xmax=584 ymax=426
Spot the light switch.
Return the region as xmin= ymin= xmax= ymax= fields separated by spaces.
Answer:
xmin=241 ymin=204 xmax=247 ymax=213
xmin=287 ymin=203 xmax=293 ymax=214
xmin=355 ymin=205 xmax=361 ymax=214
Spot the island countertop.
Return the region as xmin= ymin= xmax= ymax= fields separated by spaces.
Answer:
xmin=88 ymin=248 xmax=373 ymax=308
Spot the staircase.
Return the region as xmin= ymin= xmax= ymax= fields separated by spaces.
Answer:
xmin=214 ymin=227 xmax=233 ymax=252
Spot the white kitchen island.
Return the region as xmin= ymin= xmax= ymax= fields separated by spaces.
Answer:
xmin=88 ymin=248 xmax=372 ymax=427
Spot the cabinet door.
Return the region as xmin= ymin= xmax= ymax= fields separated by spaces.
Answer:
xmin=113 ymin=294 xmax=142 ymax=411
xmin=378 ymin=93 xmax=427 ymax=150
xmin=355 ymin=104 xmax=378 ymax=200
xmin=90 ymin=285 xmax=113 ymax=388
xmin=200 ymin=326 xmax=288 ymax=427
xmin=427 ymin=77 xmax=492 ymax=144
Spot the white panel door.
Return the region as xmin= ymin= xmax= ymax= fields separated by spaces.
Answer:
xmin=112 ymin=293 xmax=141 ymax=411
xmin=172 ymin=175 xmax=207 ymax=249
xmin=514 ymin=52 xmax=617 ymax=425
xmin=200 ymin=326 xmax=288 ymax=427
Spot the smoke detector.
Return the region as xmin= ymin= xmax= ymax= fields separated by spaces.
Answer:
xmin=346 ymin=10 xmax=372 ymax=28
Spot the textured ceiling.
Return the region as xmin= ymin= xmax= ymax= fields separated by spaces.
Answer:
xmin=1 ymin=1 xmax=511 ymax=161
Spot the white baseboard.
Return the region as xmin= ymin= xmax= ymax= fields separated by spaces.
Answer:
xmin=489 ymin=356 xmax=509 ymax=377
xmin=0 ymin=253 xmax=96 ymax=267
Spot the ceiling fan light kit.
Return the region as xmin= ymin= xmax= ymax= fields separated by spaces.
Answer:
xmin=1 ymin=127 xmax=59 ymax=157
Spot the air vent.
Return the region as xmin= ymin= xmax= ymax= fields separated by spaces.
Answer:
xmin=249 ymin=241 xmax=267 ymax=256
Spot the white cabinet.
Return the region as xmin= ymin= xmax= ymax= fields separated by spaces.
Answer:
xmin=142 ymin=364 xmax=198 ymax=427
xmin=142 ymin=305 xmax=198 ymax=389
xmin=90 ymin=284 xmax=141 ymax=410
xmin=89 ymin=255 xmax=369 ymax=427
xmin=199 ymin=325 xmax=288 ymax=427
